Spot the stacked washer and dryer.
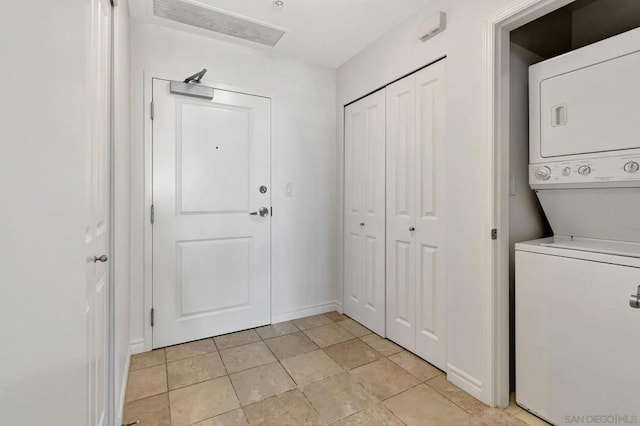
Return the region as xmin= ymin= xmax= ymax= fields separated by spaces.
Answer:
xmin=516 ymin=28 xmax=640 ymax=424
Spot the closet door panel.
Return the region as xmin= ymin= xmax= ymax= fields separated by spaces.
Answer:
xmin=414 ymin=61 xmax=447 ymax=370
xmin=344 ymin=231 xmax=362 ymax=319
xmin=344 ymin=106 xmax=365 ymax=320
xmin=386 ymin=75 xmax=417 ymax=350
xmin=344 ymin=89 xmax=386 ymax=334
xmin=361 ymin=91 xmax=386 ymax=335
xmin=363 ymin=234 xmax=382 ymax=332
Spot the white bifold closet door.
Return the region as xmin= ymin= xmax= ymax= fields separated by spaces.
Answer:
xmin=386 ymin=60 xmax=447 ymax=370
xmin=343 ymin=89 xmax=386 ymax=336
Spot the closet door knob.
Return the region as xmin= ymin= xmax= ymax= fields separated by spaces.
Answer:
xmin=360 ymin=223 xmax=365 ymax=227
xmin=409 ymin=227 xmax=415 ymax=232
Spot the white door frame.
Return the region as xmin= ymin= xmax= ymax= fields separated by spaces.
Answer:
xmin=107 ymin=0 xmax=115 ymax=422
xmin=142 ymin=72 xmax=274 ymax=352
xmin=482 ymin=0 xmax=575 ymax=407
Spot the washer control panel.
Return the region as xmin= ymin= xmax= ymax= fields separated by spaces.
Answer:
xmin=530 ymin=156 xmax=640 ymax=186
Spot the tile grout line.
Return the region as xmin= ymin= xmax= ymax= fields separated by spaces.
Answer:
xmin=282 ymin=313 xmax=345 ymax=424
xmin=343 ymin=325 xmax=434 ymax=426
xmin=216 ymin=322 xmax=323 ymax=422
xmin=296 ymin=313 xmax=385 ymax=423
xmin=127 ymin=363 xmax=165 ymax=372
xmin=421 ymin=374 xmax=490 ymax=418
xmin=165 ymin=341 xmax=220 ymax=392
xmin=133 ymin=313 xmax=488 ymax=425
xmin=164 ymin=338 xmax=216 ymax=363
xmin=320 ymin=343 xmax=384 ymax=373
xmin=348 ymin=351 xmax=426 ymax=405
xmin=133 ymin=317 xmax=523 ymax=426
xmin=215 ymin=337 xmax=248 ymax=423
xmin=248 ymin=320 xmax=328 ymax=425
xmin=124 ymin=369 xmax=169 ymax=405
xmin=122 ymin=350 xmax=166 ymax=423
xmin=382 ymin=399 xmax=411 ymax=426
xmin=374 ymin=346 xmax=471 ymax=422
xmin=127 ymin=314 xmax=469 ymax=426
xmin=257 ymin=321 xmax=302 ymax=343
xmin=167 ymin=337 xmax=246 ymax=425
xmin=164 ymin=348 xmax=172 ymax=426
xmin=322 ymin=312 xmax=408 ymax=426
xmin=349 ymin=323 xmax=530 ymax=424
xmin=128 ymin=347 xmax=166 ymax=371
xmin=259 ymin=329 xmax=299 ymax=389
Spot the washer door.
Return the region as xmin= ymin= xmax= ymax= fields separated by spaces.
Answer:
xmin=516 ymin=250 xmax=640 ymax=424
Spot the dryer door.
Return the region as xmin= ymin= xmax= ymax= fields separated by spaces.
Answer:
xmin=539 ymin=50 xmax=640 ymax=158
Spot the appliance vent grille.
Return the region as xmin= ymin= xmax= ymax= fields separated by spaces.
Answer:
xmin=154 ymin=0 xmax=286 ymax=47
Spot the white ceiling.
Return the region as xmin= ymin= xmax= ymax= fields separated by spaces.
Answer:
xmin=129 ymin=0 xmax=432 ymax=68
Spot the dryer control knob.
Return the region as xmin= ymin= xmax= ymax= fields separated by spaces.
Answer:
xmin=578 ymin=165 xmax=591 ymax=176
xmin=624 ymin=161 xmax=639 ymax=174
xmin=535 ymin=166 xmax=551 ymax=181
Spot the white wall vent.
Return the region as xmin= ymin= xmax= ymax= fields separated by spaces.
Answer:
xmin=154 ymin=0 xmax=286 ymax=47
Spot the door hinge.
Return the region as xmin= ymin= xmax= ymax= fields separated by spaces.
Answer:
xmin=150 ymin=204 xmax=155 ymax=224
xmin=270 ymin=206 xmax=273 ymax=217
xmin=150 ymin=308 xmax=155 ymax=327
xmin=491 ymin=228 xmax=498 ymax=240
xmin=150 ymin=101 xmax=154 ymax=120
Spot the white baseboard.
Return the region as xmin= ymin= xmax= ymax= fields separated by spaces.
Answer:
xmin=118 ymin=348 xmax=132 ymax=424
xmin=130 ymin=339 xmax=145 ymax=355
xmin=447 ymin=363 xmax=483 ymax=401
xmin=272 ymin=301 xmax=339 ymax=323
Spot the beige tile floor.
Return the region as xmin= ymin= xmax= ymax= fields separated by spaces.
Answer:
xmin=123 ymin=312 xmax=550 ymax=426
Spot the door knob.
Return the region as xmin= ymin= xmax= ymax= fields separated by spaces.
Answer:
xmin=93 ymin=255 xmax=108 ymax=263
xmin=630 ymin=285 xmax=640 ymax=309
xmin=359 ymin=223 xmax=365 ymax=227
xmin=409 ymin=227 xmax=415 ymax=232
xmin=250 ymin=207 xmax=270 ymax=217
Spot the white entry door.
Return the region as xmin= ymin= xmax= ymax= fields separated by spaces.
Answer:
xmin=86 ymin=0 xmax=111 ymax=424
xmin=386 ymin=60 xmax=447 ymax=370
xmin=343 ymin=89 xmax=386 ymax=336
xmin=152 ymin=79 xmax=271 ymax=349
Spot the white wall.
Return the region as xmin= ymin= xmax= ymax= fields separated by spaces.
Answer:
xmin=0 ymin=1 xmax=94 ymax=424
xmin=129 ymin=21 xmax=337 ymax=350
xmin=336 ymin=0 xmax=517 ymax=404
xmin=114 ymin=0 xmax=132 ymax=422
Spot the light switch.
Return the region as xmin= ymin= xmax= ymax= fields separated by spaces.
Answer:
xmin=285 ymin=182 xmax=293 ymax=196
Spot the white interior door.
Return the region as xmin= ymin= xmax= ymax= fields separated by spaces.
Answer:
xmin=152 ymin=79 xmax=271 ymax=349
xmin=386 ymin=74 xmax=417 ymax=349
xmin=86 ymin=0 xmax=111 ymax=424
xmin=386 ymin=60 xmax=446 ymax=370
xmin=413 ymin=62 xmax=446 ymax=369
xmin=343 ymin=89 xmax=386 ymax=336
